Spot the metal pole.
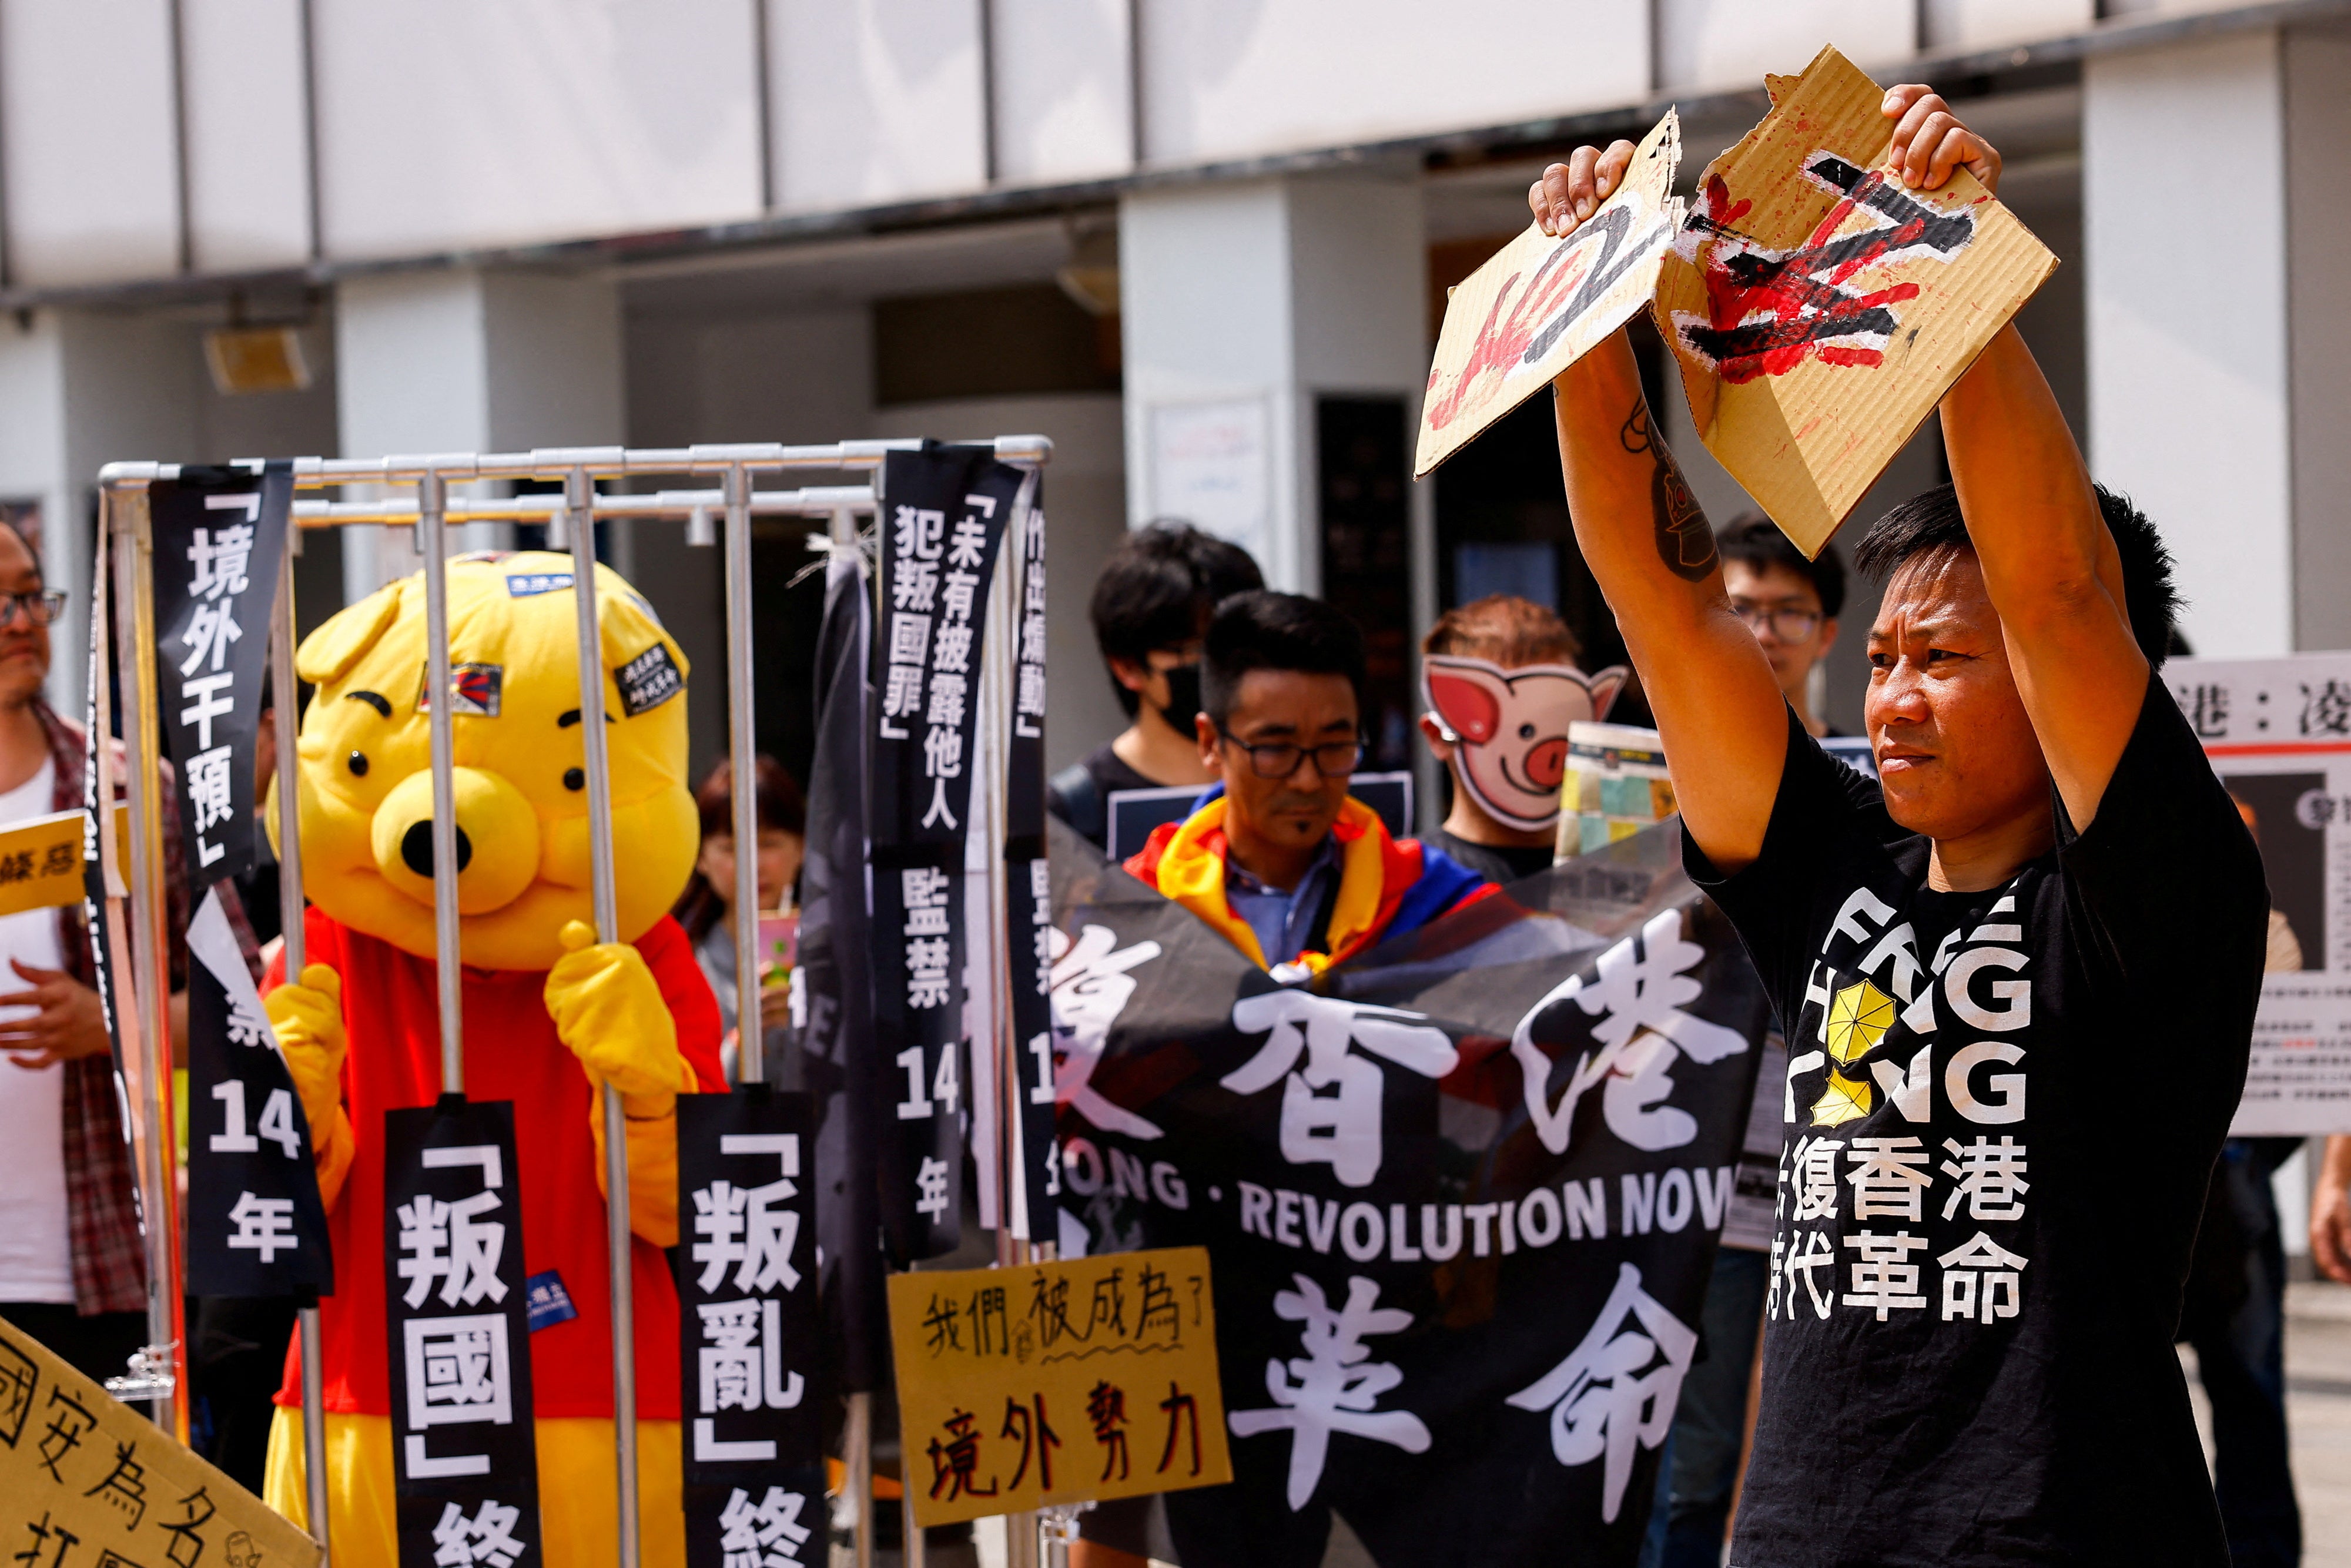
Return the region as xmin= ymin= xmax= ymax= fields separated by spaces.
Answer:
xmin=844 ymin=1391 xmax=873 ymax=1568
xmin=114 ymin=497 xmax=188 ymax=1440
xmin=564 ymin=468 xmax=641 ymax=1568
xmin=416 ymin=472 xmax=465 ymax=1098
xmin=723 ymin=465 xmax=762 ymax=1085
xmin=274 ymin=548 xmax=332 ymax=1559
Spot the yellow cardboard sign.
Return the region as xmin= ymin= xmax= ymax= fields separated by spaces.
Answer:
xmin=0 ymin=1314 xmax=322 ymax=1567
xmin=1653 ymin=46 xmax=2059 ymax=556
xmin=0 ymin=805 xmax=125 ymax=919
xmin=888 ymin=1247 xmax=1231 ymax=1526
xmin=1416 ymin=110 xmax=1685 ymax=478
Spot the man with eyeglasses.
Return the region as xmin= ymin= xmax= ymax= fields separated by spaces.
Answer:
xmin=1719 ymin=514 xmax=1847 ymax=740
xmin=0 ymin=521 xmax=254 ymax=1400
xmin=1124 ymin=591 xmax=1495 ymax=980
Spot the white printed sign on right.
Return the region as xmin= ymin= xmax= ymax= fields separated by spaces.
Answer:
xmin=2172 ymin=653 xmax=2351 ymax=1134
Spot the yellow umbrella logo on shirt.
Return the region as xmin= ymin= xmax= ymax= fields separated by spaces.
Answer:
xmin=1811 ymin=976 xmax=1894 ymax=1127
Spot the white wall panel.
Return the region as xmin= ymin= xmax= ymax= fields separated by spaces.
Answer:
xmin=2085 ymin=31 xmax=2291 ymax=655
xmin=1 ymin=0 xmax=180 ymax=286
xmin=1136 ymin=0 xmax=1645 ymax=167
xmin=183 ymin=0 xmax=313 ymax=272
xmin=1656 ymin=0 xmax=1914 ymax=93
xmin=770 ymin=0 xmax=987 ymax=212
xmin=313 ymin=0 xmax=761 ymax=261
xmin=1921 ymin=0 xmax=2094 ymax=52
xmin=992 ymin=0 xmax=1132 ymax=184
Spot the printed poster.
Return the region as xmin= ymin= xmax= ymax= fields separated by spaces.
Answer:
xmin=2172 ymin=654 xmax=2351 ymax=1134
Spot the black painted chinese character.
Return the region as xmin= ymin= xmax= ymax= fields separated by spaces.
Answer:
xmin=1028 ymin=1272 xmax=1081 ymax=1350
xmin=0 ymin=1335 xmax=35 ymax=1446
xmin=2302 ymin=680 xmax=2351 ymax=738
xmin=36 ymin=1388 xmax=95 ymax=1484
xmin=966 ymin=1285 xmax=1009 ymax=1358
xmin=1087 ymin=1381 xmax=1129 ymax=1482
xmin=925 ymin=1408 xmax=997 ymax=1502
xmin=999 ymin=1393 xmax=1061 ymax=1492
xmin=160 ymin=1486 xmax=217 ymax=1568
xmin=1157 ymin=1382 xmax=1202 ymax=1477
xmin=1134 ymin=1264 xmax=1178 ymax=1343
xmin=922 ymin=1294 xmax=962 ymax=1357
xmin=83 ymin=1439 xmax=149 ymax=1527
xmin=2186 ymin=683 xmax=2231 ymax=739
xmin=1088 ymin=1269 xmax=1127 ymax=1340
xmin=11 ymin=1512 xmax=78 ymax=1568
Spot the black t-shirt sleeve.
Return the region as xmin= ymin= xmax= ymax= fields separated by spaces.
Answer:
xmin=1682 ymin=706 xmax=1898 ymax=1009
xmin=2056 ymin=669 xmax=2269 ymax=982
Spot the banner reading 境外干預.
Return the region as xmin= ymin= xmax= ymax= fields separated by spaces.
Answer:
xmin=2173 ymin=654 xmax=2351 ymax=1135
xmin=1047 ymin=816 xmax=1770 ymax=1562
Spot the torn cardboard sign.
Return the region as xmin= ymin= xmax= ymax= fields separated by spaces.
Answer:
xmin=0 ymin=1314 xmax=322 ymax=1567
xmin=1415 ymin=110 xmax=1684 ymax=478
xmin=1654 ymin=46 xmax=2058 ymax=556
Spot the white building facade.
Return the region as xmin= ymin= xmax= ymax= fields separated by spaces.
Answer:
xmin=0 ymin=0 xmax=2342 ymax=772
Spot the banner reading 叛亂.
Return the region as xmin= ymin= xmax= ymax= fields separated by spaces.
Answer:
xmin=1049 ymin=818 xmax=1769 ymax=1563
xmin=869 ymin=444 xmax=1019 ymax=1261
xmin=678 ymin=1088 xmax=825 ymax=1568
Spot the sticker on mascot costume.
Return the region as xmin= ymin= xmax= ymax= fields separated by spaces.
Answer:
xmin=384 ymin=1100 xmax=541 ymax=1566
xmin=678 ymin=1089 xmax=825 ymax=1568
xmin=1421 ymin=654 xmax=1628 ymax=834
xmin=869 ymin=444 xmax=1022 ymax=1262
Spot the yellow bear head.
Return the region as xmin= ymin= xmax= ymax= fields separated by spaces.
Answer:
xmin=279 ymin=551 xmax=697 ymax=972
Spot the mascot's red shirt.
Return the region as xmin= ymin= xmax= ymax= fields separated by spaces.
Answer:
xmin=271 ymin=907 xmax=725 ymax=1419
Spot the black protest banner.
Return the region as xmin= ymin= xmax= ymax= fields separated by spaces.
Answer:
xmin=150 ymin=460 xmax=292 ymax=886
xmin=1002 ymin=478 xmax=1060 ymax=1242
xmin=78 ymin=537 xmax=129 ymax=1113
xmin=384 ymin=1100 xmax=540 ymax=1568
xmin=679 ymin=1088 xmax=824 ymax=1568
xmin=185 ymin=885 xmax=332 ymax=1298
xmin=1048 ymin=818 xmax=1769 ymax=1566
xmin=796 ymin=544 xmax=889 ymax=1391
xmin=868 ymin=444 xmax=1019 ymax=1261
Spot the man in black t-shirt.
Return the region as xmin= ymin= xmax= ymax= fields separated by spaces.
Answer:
xmin=1048 ymin=520 xmax=1264 ymax=852
xmin=1530 ymin=86 xmax=2266 ymax=1565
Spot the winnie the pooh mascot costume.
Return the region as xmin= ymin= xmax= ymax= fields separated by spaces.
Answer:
xmin=260 ymin=551 xmax=725 ymax=1567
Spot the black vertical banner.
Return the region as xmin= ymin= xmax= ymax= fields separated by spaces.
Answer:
xmin=796 ymin=547 xmax=888 ymax=1390
xmin=185 ymin=884 xmax=333 ymax=1296
xmin=869 ymin=445 xmax=1019 ymax=1261
xmin=149 ymin=460 xmax=293 ymax=886
xmin=1002 ymin=478 xmax=1061 ymax=1242
xmin=678 ymin=1089 xmax=824 ymax=1568
xmin=384 ymin=1100 xmax=541 ymax=1568
xmin=79 ymin=548 xmax=125 ymax=1077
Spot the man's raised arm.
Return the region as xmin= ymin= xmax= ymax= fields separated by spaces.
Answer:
xmin=1532 ymin=145 xmax=1791 ymax=873
xmin=1887 ymin=85 xmax=2148 ymax=830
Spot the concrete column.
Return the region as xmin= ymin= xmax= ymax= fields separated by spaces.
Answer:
xmin=334 ymin=267 xmax=625 ymax=599
xmin=1118 ymin=171 xmax=1428 ymax=597
xmin=2082 ymin=28 xmax=2343 ymax=656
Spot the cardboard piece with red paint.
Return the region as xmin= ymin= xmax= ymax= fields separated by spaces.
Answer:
xmin=1415 ymin=109 xmax=1684 ymax=478
xmin=1653 ymin=45 xmax=2060 ymax=557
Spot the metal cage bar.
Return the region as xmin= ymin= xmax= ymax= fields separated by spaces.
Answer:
xmin=95 ymin=435 xmax=1048 ymax=1567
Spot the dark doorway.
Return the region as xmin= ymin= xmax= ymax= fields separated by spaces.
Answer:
xmin=1317 ymin=397 xmax=1414 ymax=769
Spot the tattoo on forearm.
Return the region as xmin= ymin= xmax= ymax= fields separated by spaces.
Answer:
xmin=1623 ymin=396 xmax=1715 ymax=580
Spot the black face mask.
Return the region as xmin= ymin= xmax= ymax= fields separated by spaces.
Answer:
xmin=1156 ymin=664 xmax=1204 ymax=737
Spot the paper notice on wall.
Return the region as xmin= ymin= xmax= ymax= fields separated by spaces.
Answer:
xmin=1415 ymin=110 xmax=1684 ymax=478
xmin=2172 ymin=654 xmax=2351 ymax=1134
xmin=1653 ymin=45 xmax=2059 ymax=557
xmin=1149 ymin=400 xmax=1270 ymax=565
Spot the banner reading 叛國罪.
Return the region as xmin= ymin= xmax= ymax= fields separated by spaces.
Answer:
xmin=2172 ymin=654 xmax=2351 ymax=1134
xmin=1049 ymin=815 xmax=1770 ymax=1562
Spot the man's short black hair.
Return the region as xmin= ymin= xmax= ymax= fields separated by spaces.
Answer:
xmin=1716 ymin=514 xmax=1844 ymax=619
xmin=1089 ymin=520 xmax=1265 ymax=715
xmin=1201 ymin=591 xmax=1365 ymax=729
xmin=1853 ymin=481 xmax=2180 ymax=668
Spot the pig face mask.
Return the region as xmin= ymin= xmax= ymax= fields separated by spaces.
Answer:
xmin=1422 ymin=654 xmax=1627 ymax=833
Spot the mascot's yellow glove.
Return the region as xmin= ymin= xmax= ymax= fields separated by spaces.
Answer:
xmin=264 ymin=964 xmax=356 ymax=1209
xmin=545 ymin=921 xmax=697 ymax=1247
